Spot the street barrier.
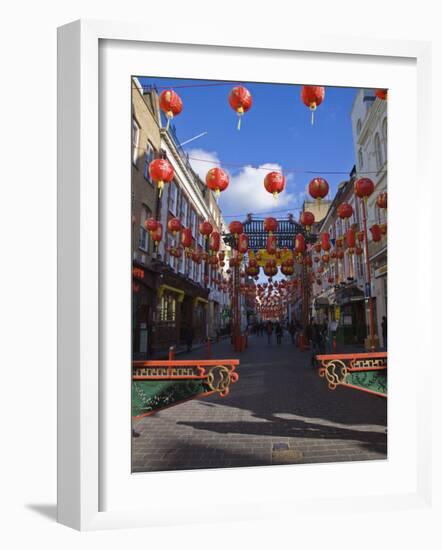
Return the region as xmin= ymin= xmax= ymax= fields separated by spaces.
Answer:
xmin=316 ymin=352 xmax=387 ymax=397
xmin=132 ymin=358 xmax=240 ymax=418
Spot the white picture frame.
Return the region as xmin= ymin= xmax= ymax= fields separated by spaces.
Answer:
xmin=57 ymin=19 xmax=433 ymax=531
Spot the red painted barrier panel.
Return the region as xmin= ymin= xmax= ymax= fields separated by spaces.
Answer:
xmin=316 ymin=352 xmax=387 ymax=397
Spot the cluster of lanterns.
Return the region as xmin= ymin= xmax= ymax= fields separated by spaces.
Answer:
xmin=255 ymin=279 xmax=301 ymax=320
xmin=150 ymin=84 xmax=387 ymax=208
xmin=307 ymin=180 xmax=387 ymax=289
xmin=146 ymin=83 xmax=389 ymax=319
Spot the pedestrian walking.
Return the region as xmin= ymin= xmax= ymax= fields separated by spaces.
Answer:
xmin=266 ymin=321 xmax=273 ymax=344
xmin=288 ymin=320 xmax=296 ymax=344
xmin=275 ymin=322 xmax=283 ymax=345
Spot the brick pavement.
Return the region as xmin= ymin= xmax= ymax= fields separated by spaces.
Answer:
xmin=132 ymin=333 xmax=387 ymax=472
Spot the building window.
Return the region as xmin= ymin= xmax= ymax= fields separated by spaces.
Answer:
xmin=180 ymin=195 xmax=189 ymax=226
xmin=138 ymin=205 xmax=151 ymax=252
xmin=358 ymin=148 xmax=364 ymax=170
xmin=143 ymin=142 xmax=155 ymax=182
xmin=168 ymin=182 xmax=178 ymax=215
xmin=167 ymin=234 xmax=175 ymax=269
xmin=190 ymin=210 xmax=197 ymax=237
xmin=132 ymin=118 xmax=140 ymax=166
xmin=356 ymin=119 xmax=362 ymax=135
xmin=382 ymin=118 xmax=388 ymax=161
xmin=375 ymin=132 xmax=383 ymax=170
xmin=159 ymin=293 xmax=176 ymax=322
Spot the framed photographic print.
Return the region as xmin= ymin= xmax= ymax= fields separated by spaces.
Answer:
xmin=57 ymin=19 xmax=432 ymax=530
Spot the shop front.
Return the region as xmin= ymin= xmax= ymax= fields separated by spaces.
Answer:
xmin=335 ymin=284 xmax=367 ymax=346
xmin=151 ymin=271 xmax=209 ymax=354
xmin=132 ymin=264 xmax=157 ymax=360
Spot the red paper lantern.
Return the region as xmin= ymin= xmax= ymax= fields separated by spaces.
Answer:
xmin=209 ymin=231 xmax=221 ymax=252
xmin=149 ymin=159 xmax=174 ymax=197
xmin=159 ymin=90 xmax=183 ymax=129
xmin=308 ymin=177 xmax=329 ymax=202
xmin=337 ymin=202 xmax=353 ymax=220
xmin=238 ymin=234 xmax=249 ymax=254
xmin=376 ymin=192 xmax=387 ymax=209
xmin=264 ymin=172 xmax=285 ymax=201
xmin=303 ymin=256 xmax=313 ymax=268
xmin=301 ymin=86 xmax=325 ymax=124
xmin=181 ymin=227 xmax=192 ymax=249
xmin=191 ymin=251 xmax=201 ymax=264
xmin=218 ymin=250 xmax=225 ymax=262
xmin=355 ymin=246 xmax=363 ymax=256
xmin=294 ymin=233 xmax=305 ymax=254
xmin=167 ymin=217 xmax=182 ymax=235
xmin=206 ymin=167 xmax=229 ymax=198
xmin=322 ymin=253 xmax=330 ymax=263
xmin=281 ymin=265 xmax=294 ymax=276
xmin=264 ymin=261 xmax=278 ymax=278
xmin=144 ymin=218 xmax=158 ymax=234
xmin=370 ymin=224 xmax=382 ymax=242
xmin=264 ymin=217 xmax=279 ymax=234
xmin=228 ymin=86 xmax=252 ymax=130
xmin=151 ymin=222 xmax=163 ymax=247
xmin=300 ymin=211 xmax=315 ymax=231
xmin=336 ymin=250 xmax=344 ymax=260
xmin=345 ymin=228 xmax=356 ymax=249
xmin=266 ymin=235 xmax=277 ymax=256
xmin=229 ymin=220 xmax=244 ymax=237
xmin=375 ymin=89 xmax=388 ymax=101
xmin=320 ymin=232 xmax=331 ymax=252
xmin=355 ymin=177 xmax=375 ymax=200
xmin=246 ymin=265 xmax=259 ymax=277
xmin=199 ymin=220 xmax=213 ymax=239
xmin=357 ymin=231 xmax=365 ymax=242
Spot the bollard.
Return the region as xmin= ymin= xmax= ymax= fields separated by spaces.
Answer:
xmin=168 ymin=345 xmax=175 ymax=360
xmin=332 ymin=337 xmax=337 ymax=352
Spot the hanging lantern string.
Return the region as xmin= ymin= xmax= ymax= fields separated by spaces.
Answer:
xmin=133 ymin=146 xmax=386 ymax=175
xmin=133 ymin=81 xmax=246 ymax=91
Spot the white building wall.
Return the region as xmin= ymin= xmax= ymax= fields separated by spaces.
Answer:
xmin=351 ymin=89 xmax=388 ymax=346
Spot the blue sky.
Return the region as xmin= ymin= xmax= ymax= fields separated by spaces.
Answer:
xmin=138 ymin=76 xmax=358 ymax=220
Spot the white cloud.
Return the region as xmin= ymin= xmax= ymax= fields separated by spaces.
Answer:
xmin=220 ymin=163 xmax=297 ymax=216
xmin=187 ymin=149 xmax=302 ymax=217
xmin=187 ymin=148 xmax=221 ymax=181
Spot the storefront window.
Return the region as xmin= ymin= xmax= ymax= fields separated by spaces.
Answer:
xmin=160 ymin=293 xmax=176 ymax=322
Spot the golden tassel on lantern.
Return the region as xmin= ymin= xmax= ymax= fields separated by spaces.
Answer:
xmin=237 ymin=106 xmax=244 ymax=130
xmin=310 ymin=102 xmax=317 ymax=125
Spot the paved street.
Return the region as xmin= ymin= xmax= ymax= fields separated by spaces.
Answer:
xmin=132 ymin=334 xmax=387 ymax=472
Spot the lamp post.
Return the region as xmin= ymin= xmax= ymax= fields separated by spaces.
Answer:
xmin=355 ymin=177 xmax=377 ymax=351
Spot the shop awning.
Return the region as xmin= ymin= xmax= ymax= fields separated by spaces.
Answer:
xmin=158 ymin=284 xmax=185 ymax=302
xmin=335 ymin=284 xmax=365 ymax=305
xmin=314 ymin=296 xmax=329 ymax=307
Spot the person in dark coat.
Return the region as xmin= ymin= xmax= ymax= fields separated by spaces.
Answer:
xmin=275 ymin=322 xmax=283 ymax=345
xmin=266 ymin=321 xmax=273 ymax=344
